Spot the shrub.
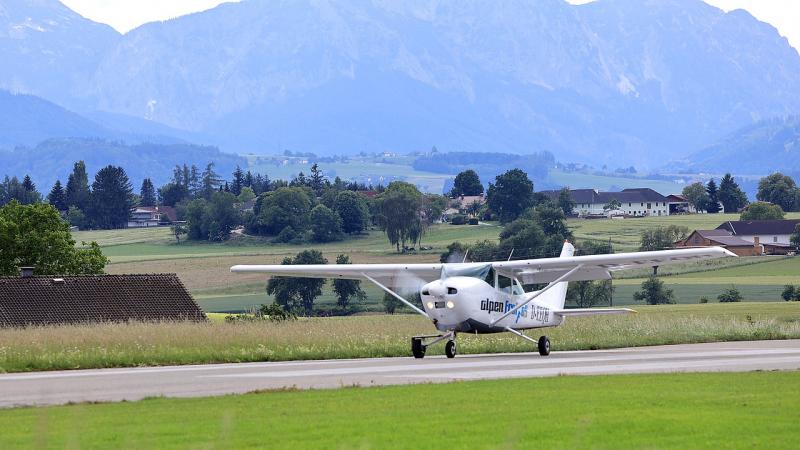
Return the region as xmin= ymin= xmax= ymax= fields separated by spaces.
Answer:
xmin=633 ymin=276 xmax=675 ymax=305
xmin=450 ymin=214 xmax=468 ymax=225
xmin=699 ymin=296 xmax=709 ymax=304
xmin=782 ymin=285 xmax=796 ymax=302
xmin=718 ymin=287 xmax=743 ymax=303
xmin=468 ymin=217 xmax=479 ymax=225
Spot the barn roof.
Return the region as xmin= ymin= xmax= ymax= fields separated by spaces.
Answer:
xmin=541 ymin=188 xmax=667 ymax=204
xmin=717 ymin=219 xmax=800 ymax=236
xmin=0 ymin=274 xmax=206 ymax=328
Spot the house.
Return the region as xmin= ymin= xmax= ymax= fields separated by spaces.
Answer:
xmin=443 ymin=195 xmax=485 ymax=220
xmin=674 ymin=229 xmax=761 ymax=256
xmin=0 ymin=270 xmax=206 ymax=328
xmin=676 ymin=219 xmax=800 ymax=255
xmin=127 ymin=206 xmax=177 ymax=228
xmin=543 ymin=188 xmax=670 ymax=217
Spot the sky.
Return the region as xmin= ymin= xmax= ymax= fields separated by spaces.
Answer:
xmin=60 ymin=0 xmax=800 ymax=51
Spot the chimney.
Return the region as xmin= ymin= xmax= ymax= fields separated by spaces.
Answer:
xmin=753 ymin=236 xmax=761 ymax=255
xmin=20 ymin=267 xmax=34 ymax=278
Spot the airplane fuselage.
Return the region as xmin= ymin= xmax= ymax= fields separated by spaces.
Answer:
xmin=420 ymin=277 xmax=563 ymax=333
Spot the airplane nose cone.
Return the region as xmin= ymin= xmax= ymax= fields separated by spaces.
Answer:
xmin=428 ymin=281 xmax=446 ymax=297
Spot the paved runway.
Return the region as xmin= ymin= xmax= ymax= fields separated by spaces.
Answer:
xmin=1 ymin=340 xmax=799 ymax=408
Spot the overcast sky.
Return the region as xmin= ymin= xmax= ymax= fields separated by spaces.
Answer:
xmin=60 ymin=0 xmax=799 ymax=51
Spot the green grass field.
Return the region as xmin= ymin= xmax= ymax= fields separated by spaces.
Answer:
xmin=74 ymin=213 xmax=800 ymax=311
xmin=1 ymin=371 xmax=798 ymax=448
xmin=1 ymin=303 xmax=798 ymax=373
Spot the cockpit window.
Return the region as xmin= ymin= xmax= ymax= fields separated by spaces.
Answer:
xmin=447 ymin=287 xmax=458 ymax=295
xmin=422 ymin=289 xmax=430 ymax=295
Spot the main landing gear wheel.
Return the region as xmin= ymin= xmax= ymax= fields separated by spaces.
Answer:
xmin=411 ymin=337 xmax=426 ymax=359
xmin=445 ymin=340 xmax=457 ymax=359
xmin=538 ymin=336 xmax=551 ymax=356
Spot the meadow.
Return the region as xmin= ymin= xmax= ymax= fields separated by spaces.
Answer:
xmin=0 ymin=303 xmax=798 ymax=373
xmin=73 ymin=212 xmax=800 ymax=312
xmin=1 ymin=371 xmax=798 ymax=448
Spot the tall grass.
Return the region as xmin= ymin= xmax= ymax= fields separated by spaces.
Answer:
xmin=1 ymin=305 xmax=799 ymax=373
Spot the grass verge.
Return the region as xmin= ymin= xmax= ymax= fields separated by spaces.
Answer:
xmin=1 ymin=303 xmax=798 ymax=373
xmin=1 ymin=371 xmax=798 ymax=448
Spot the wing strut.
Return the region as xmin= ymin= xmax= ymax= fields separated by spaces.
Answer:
xmin=360 ymin=273 xmax=429 ymax=318
xmin=490 ymin=264 xmax=583 ymax=326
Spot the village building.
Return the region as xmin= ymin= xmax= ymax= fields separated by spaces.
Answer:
xmin=543 ymin=188 xmax=671 ymax=217
xmin=127 ymin=206 xmax=178 ymax=228
xmin=0 ymin=270 xmax=206 ymax=328
xmin=675 ymin=219 xmax=800 ymax=256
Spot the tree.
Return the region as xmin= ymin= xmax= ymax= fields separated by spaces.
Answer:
xmin=567 ymin=280 xmax=613 ymax=308
xmin=633 ymin=276 xmax=675 ymax=305
xmin=682 ymin=182 xmax=709 ymax=212
xmin=740 ymin=202 xmax=785 ymax=220
xmin=309 ymin=204 xmax=343 ymax=243
xmin=705 ymin=179 xmax=721 ymax=213
xmin=375 ymin=181 xmax=423 ymax=252
xmin=757 ymin=173 xmax=799 ymax=212
xmin=332 ymin=254 xmax=366 ymax=310
xmin=790 ymin=223 xmax=800 ymax=251
xmin=65 ymin=161 xmax=91 ymax=211
xmin=47 ymin=180 xmax=67 ymax=211
xmin=66 ymin=206 xmax=87 ymax=229
xmin=487 ymin=169 xmax=534 ymax=223
xmin=557 ymin=187 xmax=575 ymax=216
xmin=309 ymin=163 xmax=326 ymax=196
xmin=639 ymin=225 xmax=689 ymax=251
xmin=603 ymin=198 xmax=622 ymax=212
xmin=237 ymin=187 xmax=256 ymax=203
xmin=0 ymin=201 xmax=107 ymax=276
xmin=382 ymin=292 xmax=401 ymax=314
xmin=231 ymin=166 xmax=244 ymax=196
xmin=781 ymin=285 xmax=795 ymax=302
xmin=333 ymin=190 xmax=369 ymax=234
xmin=266 ymin=250 xmax=327 ymax=315
xmin=717 ymin=287 xmax=742 ymax=303
xmin=450 ymin=170 xmax=484 ymax=197
xmin=139 ymin=178 xmax=157 ymax=207
xmin=247 ymin=187 xmax=313 ymax=236
xmin=170 ymin=223 xmax=187 ymax=241
xmin=1 ymin=175 xmax=41 ymax=205
xmin=158 ymin=182 xmax=189 ymax=207
xmin=87 ymin=165 xmax=135 ymax=229
xmin=718 ymin=173 xmax=748 ymax=213
xmin=185 ymin=192 xmax=240 ymax=241
xmin=201 ymin=162 xmax=222 ymax=200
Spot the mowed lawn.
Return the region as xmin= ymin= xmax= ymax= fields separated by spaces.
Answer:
xmin=1 ymin=371 xmax=798 ymax=449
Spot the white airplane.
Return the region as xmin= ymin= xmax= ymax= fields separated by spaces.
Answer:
xmin=231 ymin=242 xmax=734 ymax=359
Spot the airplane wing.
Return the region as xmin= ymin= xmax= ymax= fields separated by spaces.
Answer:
xmin=492 ymin=246 xmax=736 ymax=284
xmin=231 ymin=247 xmax=734 ymax=287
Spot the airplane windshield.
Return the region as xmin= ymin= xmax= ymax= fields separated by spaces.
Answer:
xmin=442 ymin=264 xmax=492 ymax=281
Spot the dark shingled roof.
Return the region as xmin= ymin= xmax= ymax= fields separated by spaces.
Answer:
xmin=542 ymin=188 xmax=667 ymax=204
xmin=717 ymin=219 xmax=800 ymax=236
xmin=0 ymin=274 xmax=207 ymax=328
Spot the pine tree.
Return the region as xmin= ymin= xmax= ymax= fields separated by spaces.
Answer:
xmin=706 ymin=179 xmax=721 ymax=214
xmin=65 ymin=161 xmax=91 ymax=210
xmin=22 ymin=175 xmax=35 ymax=192
xmin=201 ymin=162 xmax=222 ymax=200
xmin=243 ymin=170 xmax=254 ymax=188
xmin=309 ymin=163 xmax=326 ymax=196
xmin=87 ymin=165 xmax=135 ymax=229
xmin=718 ymin=173 xmax=748 ymax=213
xmin=47 ymin=180 xmax=67 ymax=211
xmin=139 ymin=178 xmax=157 ymax=207
xmin=231 ymin=166 xmax=244 ymax=196
xmin=189 ymin=165 xmax=201 ymax=198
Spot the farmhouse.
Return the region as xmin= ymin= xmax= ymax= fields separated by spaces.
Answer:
xmin=0 ymin=270 xmax=206 ymax=328
xmin=675 ymin=219 xmax=800 ymax=256
xmin=543 ymin=188 xmax=670 ymax=217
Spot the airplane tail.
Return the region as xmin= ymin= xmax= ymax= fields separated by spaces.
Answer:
xmin=537 ymin=241 xmax=574 ymax=310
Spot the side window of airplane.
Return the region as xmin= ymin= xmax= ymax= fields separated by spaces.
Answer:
xmin=447 ymin=287 xmax=458 ymax=295
xmin=422 ymin=289 xmax=430 ymax=296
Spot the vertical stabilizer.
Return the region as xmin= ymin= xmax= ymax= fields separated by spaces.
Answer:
xmin=537 ymin=241 xmax=574 ymax=310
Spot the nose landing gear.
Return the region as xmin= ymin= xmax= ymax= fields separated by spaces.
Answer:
xmin=410 ymin=331 xmax=457 ymax=359
xmin=537 ymin=336 xmax=551 ymax=356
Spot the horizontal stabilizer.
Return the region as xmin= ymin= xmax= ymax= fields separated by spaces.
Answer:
xmin=553 ymin=308 xmax=636 ymax=317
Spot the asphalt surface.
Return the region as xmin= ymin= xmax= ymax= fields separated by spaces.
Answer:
xmin=1 ymin=340 xmax=799 ymax=408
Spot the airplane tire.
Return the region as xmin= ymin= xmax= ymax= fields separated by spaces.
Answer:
xmin=538 ymin=336 xmax=551 ymax=356
xmin=412 ymin=338 xmax=426 ymax=359
xmin=445 ymin=340 xmax=457 ymax=359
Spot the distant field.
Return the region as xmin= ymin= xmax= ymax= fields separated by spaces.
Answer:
xmin=548 ymin=169 xmax=686 ymax=193
xmin=2 ymin=371 xmax=798 ymax=448
xmin=1 ymin=303 xmax=797 ymax=373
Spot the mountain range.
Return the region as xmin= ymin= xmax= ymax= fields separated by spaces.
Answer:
xmin=2 ymin=0 xmax=800 ymax=170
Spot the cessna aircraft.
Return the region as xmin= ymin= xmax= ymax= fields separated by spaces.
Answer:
xmin=231 ymin=242 xmax=734 ymax=359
